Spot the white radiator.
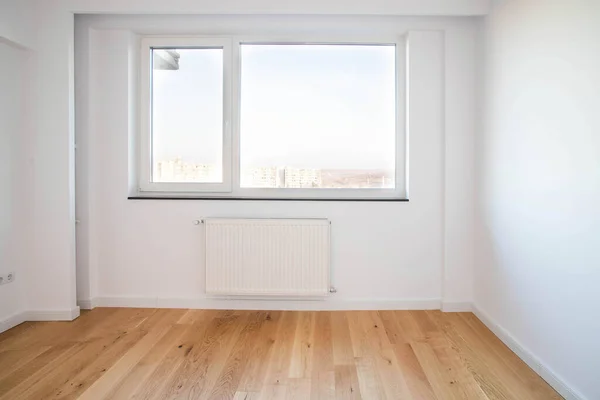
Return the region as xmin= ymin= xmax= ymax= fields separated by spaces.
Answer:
xmin=204 ymin=218 xmax=330 ymax=297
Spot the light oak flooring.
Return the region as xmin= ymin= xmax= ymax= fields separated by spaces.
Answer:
xmin=0 ymin=308 xmax=561 ymax=399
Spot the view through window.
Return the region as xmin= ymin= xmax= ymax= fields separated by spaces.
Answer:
xmin=240 ymin=44 xmax=396 ymax=189
xmin=143 ymin=39 xmax=401 ymax=197
xmin=151 ymin=48 xmax=224 ymax=183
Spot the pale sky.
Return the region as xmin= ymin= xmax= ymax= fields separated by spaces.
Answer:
xmin=152 ymin=44 xmax=396 ymax=170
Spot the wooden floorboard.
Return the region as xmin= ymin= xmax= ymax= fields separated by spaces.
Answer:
xmin=0 ymin=309 xmax=562 ymax=400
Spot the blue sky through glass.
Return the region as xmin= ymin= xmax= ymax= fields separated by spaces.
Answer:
xmin=152 ymin=48 xmax=223 ymax=167
xmin=241 ymin=44 xmax=396 ymax=170
xmin=152 ymin=44 xmax=396 ymax=171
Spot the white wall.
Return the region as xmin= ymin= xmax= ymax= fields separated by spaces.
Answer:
xmin=0 ymin=0 xmax=36 ymax=332
xmin=0 ymin=43 xmax=30 ymax=329
xmin=23 ymin=2 xmax=79 ymax=318
xmin=56 ymin=0 xmax=491 ymax=16
xmin=476 ymin=1 xmax=600 ymax=399
xmin=75 ymin=15 xmax=478 ymax=310
xmin=0 ymin=0 xmax=35 ymax=48
xmin=14 ymin=0 xmax=486 ymax=321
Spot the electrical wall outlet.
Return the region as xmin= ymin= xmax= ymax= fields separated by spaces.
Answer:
xmin=0 ymin=272 xmax=15 ymax=285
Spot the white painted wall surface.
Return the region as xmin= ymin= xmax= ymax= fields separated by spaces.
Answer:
xmin=476 ymin=1 xmax=600 ymax=399
xmin=0 ymin=0 xmax=35 ymax=48
xmin=3 ymin=0 xmax=486 ymax=322
xmin=0 ymin=43 xmax=29 ymax=329
xmin=55 ymin=0 xmax=491 ymax=16
xmin=75 ymin=15 xmax=478 ymax=310
xmin=25 ymin=2 xmax=79 ymax=316
xmin=443 ymin=22 xmax=477 ymax=308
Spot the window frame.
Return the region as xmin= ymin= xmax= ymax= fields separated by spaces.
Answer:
xmin=138 ymin=35 xmax=407 ymax=200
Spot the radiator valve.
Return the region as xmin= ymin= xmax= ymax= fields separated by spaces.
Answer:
xmin=329 ymin=286 xmax=337 ymax=294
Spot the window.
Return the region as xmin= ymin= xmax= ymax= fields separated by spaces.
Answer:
xmin=140 ymin=38 xmax=232 ymax=193
xmin=152 ymin=48 xmax=223 ymax=184
xmin=139 ymin=37 xmax=406 ymax=199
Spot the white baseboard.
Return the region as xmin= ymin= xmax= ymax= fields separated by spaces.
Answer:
xmin=94 ymin=296 xmax=442 ymax=311
xmin=473 ymin=305 xmax=586 ymax=400
xmin=25 ymin=307 xmax=80 ymax=322
xmin=78 ymin=298 xmax=98 ymax=310
xmin=0 ymin=307 xmax=80 ymax=333
xmin=441 ymin=301 xmax=472 ymax=312
xmin=0 ymin=311 xmax=27 ymax=334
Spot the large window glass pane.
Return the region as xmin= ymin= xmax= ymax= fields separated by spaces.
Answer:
xmin=240 ymin=44 xmax=396 ymax=189
xmin=151 ymin=48 xmax=223 ymax=183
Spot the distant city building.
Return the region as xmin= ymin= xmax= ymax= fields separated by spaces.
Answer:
xmin=242 ymin=166 xmax=283 ymax=188
xmin=241 ymin=166 xmax=322 ymax=188
xmin=155 ymin=158 xmax=218 ymax=182
xmin=284 ymin=168 xmax=322 ymax=188
xmin=155 ymin=160 xmax=389 ymax=189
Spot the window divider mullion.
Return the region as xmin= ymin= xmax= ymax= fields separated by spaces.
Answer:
xmin=230 ymin=38 xmax=242 ymax=196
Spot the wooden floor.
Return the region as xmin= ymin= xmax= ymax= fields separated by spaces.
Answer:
xmin=0 ymin=309 xmax=561 ymax=400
